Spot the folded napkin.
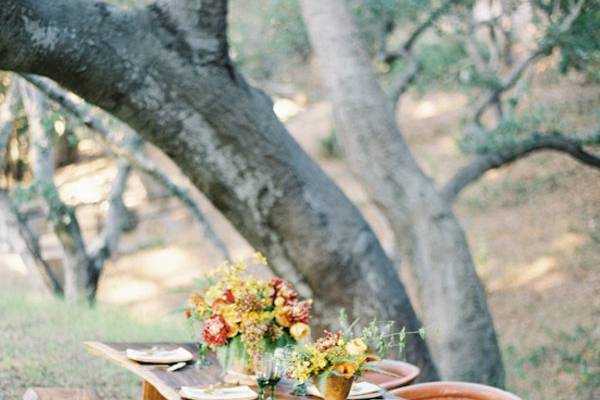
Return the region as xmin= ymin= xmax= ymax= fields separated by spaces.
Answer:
xmin=179 ymin=385 xmax=258 ymax=400
xmin=306 ymin=381 xmax=383 ymax=399
xmin=223 ymin=369 xmax=257 ymax=386
xmin=125 ymin=347 xmax=193 ymax=364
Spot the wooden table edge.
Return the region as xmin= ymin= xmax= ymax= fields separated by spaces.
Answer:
xmin=84 ymin=341 xmax=182 ymax=400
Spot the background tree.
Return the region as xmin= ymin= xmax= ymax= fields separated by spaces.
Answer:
xmin=0 ymin=0 xmax=438 ymax=379
xmin=300 ymin=0 xmax=503 ymax=385
xmin=0 ymin=74 xmax=230 ymax=302
xmin=298 ymin=0 xmax=599 ymax=385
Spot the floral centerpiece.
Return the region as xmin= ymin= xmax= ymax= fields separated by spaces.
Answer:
xmin=185 ymin=253 xmax=312 ymax=373
xmin=287 ymin=314 xmax=424 ymax=400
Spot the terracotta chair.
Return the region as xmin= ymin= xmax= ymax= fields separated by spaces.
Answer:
xmin=361 ymin=359 xmax=421 ymax=390
xmin=389 ymin=381 xmax=522 ymax=400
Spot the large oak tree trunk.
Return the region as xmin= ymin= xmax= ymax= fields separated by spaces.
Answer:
xmin=0 ymin=0 xmax=438 ymax=378
xmin=300 ymin=0 xmax=504 ymax=385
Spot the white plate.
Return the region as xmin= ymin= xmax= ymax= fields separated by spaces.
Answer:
xmin=125 ymin=347 xmax=194 ymax=364
xmin=179 ymin=385 xmax=258 ymax=400
xmin=349 ymin=389 xmax=385 ymax=399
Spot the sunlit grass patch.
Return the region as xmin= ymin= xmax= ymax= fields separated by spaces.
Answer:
xmin=0 ymin=290 xmax=190 ymax=399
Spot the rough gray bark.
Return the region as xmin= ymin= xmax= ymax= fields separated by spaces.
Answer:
xmin=24 ymin=75 xmax=230 ymax=260
xmin=300 ymin=0 xmax=503 ymax=385
xmin=0 ymin=0 xmax=437 ymax=378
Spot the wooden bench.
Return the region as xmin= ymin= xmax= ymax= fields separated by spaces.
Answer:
xmin=23 ymin=387 xmax=101 ymax=400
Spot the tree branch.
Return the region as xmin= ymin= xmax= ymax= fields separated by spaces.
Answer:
xmin=19 ymin=78 xmax=93 ymax=302
xmin=0 ymin=77 xmax=62 ymax=295
xmin=473 ymin=0 xmax=586 ymax=124
xmin=24 ymin=75 xmax=230 ymax=260
xmin=390 ymin=54 xmax=421 ymax=105
xmin=441 ymin=130 xmax=600 ymax=202
xmin=0 ymin=81 xmax=20 ymax=160
xmin=0 ymin=189 xmax=63 ymax=295
xmin=383 ymin=0 xmax=461 ymax=104
xmin=403 ymin=0 xmax=461 ymax=53
xmin=88 ymin=142 xmax=135 ymax=281
xmin=383 ymin=0 xmax=461 ymax=65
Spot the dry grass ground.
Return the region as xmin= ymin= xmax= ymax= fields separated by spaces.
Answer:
xmin=0 ymin=79 xmax=598 ymax=399
xmin=0 ymin=289 xmax=189 ymax=400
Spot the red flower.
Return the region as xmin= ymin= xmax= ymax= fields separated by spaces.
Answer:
xmin=271 ymin=278 xmax=298 ymax=305
xmin=224 ymin=289 xmax=236 ymax=304
xmin=288 ymin=300 xmax=311 ymax=324
xmin=202 ymin=315 xmax=231 ymax=346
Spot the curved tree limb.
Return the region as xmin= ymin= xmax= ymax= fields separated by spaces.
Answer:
xmin=441 ymin=130 xmax=600 ymax=203
xmin=24 ymin=75 xmax=230 ymax=260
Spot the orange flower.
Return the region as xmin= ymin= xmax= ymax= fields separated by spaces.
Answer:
xmin=212 ymin=298 xmax=229 ymax=314
xmin=190 ymin=292 xmax=206 ymax=308
xmin=184 ymin=308 xmax=192 ymax=319
xmin=334 ymin=362 xmax=357 ymax=379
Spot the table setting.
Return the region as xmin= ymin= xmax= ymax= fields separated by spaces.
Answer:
xmin=85 ymin=254 xmax=422 ymax=400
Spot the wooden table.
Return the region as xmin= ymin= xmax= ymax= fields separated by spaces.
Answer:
xmin=85 ymin=342 xmax=412 ymax=400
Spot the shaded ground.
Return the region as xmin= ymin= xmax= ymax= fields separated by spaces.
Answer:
xmin=1 ymin=80 xmax=599 ymax=399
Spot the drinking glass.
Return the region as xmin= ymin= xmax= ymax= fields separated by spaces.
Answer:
xmin=254 ymin=350 xmax=286 ymax=400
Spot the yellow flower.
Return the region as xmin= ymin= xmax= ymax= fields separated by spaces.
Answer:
xmin=227 ymin=323 xmax=239 ymax=338
xmin=290 ymin=323 xmax=310 ymax=341
xmin=345 ymin=338 xmax=367 ymax=356
xmin=254 ymin=251 xmax=268 ymax=265
xmin=274 ymin=296 xmax=285 ymax=307
xmin=222 ymin=305 xmax=241 ymax=325
xmin=275 ymin=306 xmax=292 ymax=327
